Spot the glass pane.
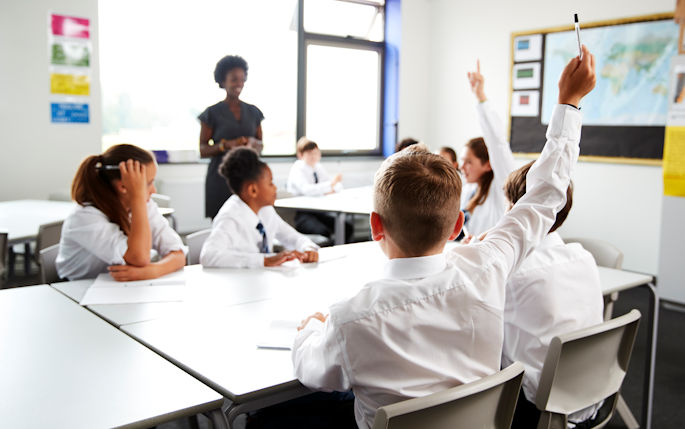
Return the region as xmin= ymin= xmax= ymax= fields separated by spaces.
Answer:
xmin=99 ymin=0 xmax=297 ymax=155
xmin=304 ymin=0 xmax=384 ymax=41
xmin=305 ymin=44 xmax=380 ymax=152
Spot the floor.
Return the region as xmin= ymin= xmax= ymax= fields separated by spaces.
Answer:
xmin=3 ymin=262 xmax=683 ymax=428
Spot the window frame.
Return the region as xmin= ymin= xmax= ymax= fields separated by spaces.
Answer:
xmin=294 ymin=0 xmax=386 ymax=157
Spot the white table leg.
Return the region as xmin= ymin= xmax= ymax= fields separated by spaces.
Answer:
xmin=641 ymin=282 xmax=658 ymax=429
xmin=334 ymin=213 xmax=346 ymax=245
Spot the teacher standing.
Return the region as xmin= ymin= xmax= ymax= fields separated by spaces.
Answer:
xmin=198 ymin=55 xmax=264 ymax=219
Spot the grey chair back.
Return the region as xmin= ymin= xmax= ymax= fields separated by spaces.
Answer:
xmin=564 ymin=237 xmax=623 ymax=269
xmin=36 ymin=220 xmax=64 ymax=254
xmin=186 ymin=229 xmax=212 ymax=265
xmin=39 ymin=244 xmax=61 ymax=284
xmin=535 ymin=309 xmax=641 ymax=429
xmin=371 ymin=362 xmax=525 ymax=429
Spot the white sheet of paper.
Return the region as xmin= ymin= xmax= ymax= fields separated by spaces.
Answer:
xmin=513 ymin=34 xmax=542 ymax=62
xmin=512 ymin=62 xmax=541 ymax=89
xmin=256 ymin=320 xmax=299 ymax=350
xmin=79 ymin=270 xmax=186 ymax=305
xmin=511 ymin=90 xmax=540 ymax=117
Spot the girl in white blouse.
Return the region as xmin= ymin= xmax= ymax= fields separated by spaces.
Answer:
xmin=56 ymin=144 xmax=186 ymax=281
xmin=461 ymin=61 xmax=517 ymax=238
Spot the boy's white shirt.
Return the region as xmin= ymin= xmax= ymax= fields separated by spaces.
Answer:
xmin=200 ymin=194 xmax=319 ymax=268
xmin=292 ymin=104 xmax=582 ymax=429
xmin=463 ymin=101 xmax=517 ymax=236
xmin=286 ymin=159 xmax=343 ymax=196
xmin=503 ymin=232 xmax=604 ymax=425
xmin=56 ymin=200 xmax=187 ymax=280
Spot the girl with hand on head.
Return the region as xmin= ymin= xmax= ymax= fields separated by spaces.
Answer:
xmin=56 ymin=144 xmax=187 ymax=281
xmin=461 ymin=60 xmax=517 ymax=239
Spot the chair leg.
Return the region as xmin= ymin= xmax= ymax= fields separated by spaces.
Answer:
xmin=23 ymin=242 xmax=31 ymax=275
xmin=616 ymin=395 xmax=640 ymax=429
xmin=8 ymin=247 xmax=15 ymax=278
xmin=537 ymin=411 xmax=567 ymax=429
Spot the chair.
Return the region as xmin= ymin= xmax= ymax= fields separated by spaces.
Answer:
xmin=371 ymin=362 xmax=525 ymax=429
xmin=0 ymin=231 xmax=8 ymax=288
xmin=186 ymin=229 xmax=212 ymax=265
xmin=9 ymin=220 xmax=63 ymax=277
xmin=535 ymin=309 xmax=641 ymax=429
xmin=152 ymin=193 xmax=178 ymax=230
xmin=39 ymin=244 xmax=61 ymax=284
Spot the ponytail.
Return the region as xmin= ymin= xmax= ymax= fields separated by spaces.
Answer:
xmin=71 ymin=144 xmax=154 ymax=234
xmin=465 ymin=137 xmax=494 ymax=214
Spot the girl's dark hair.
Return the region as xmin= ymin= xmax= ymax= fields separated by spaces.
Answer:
xmin=219 ymin=147 xmax=266 ymax=194
xmin=440 ymin=146 xmax=457 ymax=163
xmin=71 ymin=144 xmax=154 ymax=234
xmin=214 ymin=55 xmax=248 ymax=88
xmin=465 ymin=137 xmax=494 ymax=214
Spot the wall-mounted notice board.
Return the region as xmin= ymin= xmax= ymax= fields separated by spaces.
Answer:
xmin=509 ymin=13 xmax=677 ymax=165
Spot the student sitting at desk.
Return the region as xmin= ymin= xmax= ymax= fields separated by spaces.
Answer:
xmin=201 ymin=147 xmax=319 ymax=268
xmin=56 ymin=144 xmax=186 ymax=281
xmin=286 ymin=137 xmax=352 ymax=242
xmin=291 ymin=46 xmax=596 ymax=429
xmin=501 ymin=161 xmax=604 ymax=429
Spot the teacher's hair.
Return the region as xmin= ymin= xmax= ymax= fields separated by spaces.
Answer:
xmin=71 ymin=144 xmax=154 ymax=234
xmin=214 ymin=55 xmax=248 ymax=88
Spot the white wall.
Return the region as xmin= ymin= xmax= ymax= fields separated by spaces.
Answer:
xmin=0 ymin=0 xmax=101 ymax=201
xmin=399 ymin=0 xmax=673 ymax=274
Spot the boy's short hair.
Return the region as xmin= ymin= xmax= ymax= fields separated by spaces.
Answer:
xmin=374 ymin=144 xmax=462 ymax=255
xmin=504 ymin=160 xmax=573 ymax=233
xmin=219 ymin=147 xmax=266 ymax=194
xmin=296 ymin=137 xmax=319 ymax=156
xmin=440 ymin=146 xmax=457 ymax=163
xmin=395 ymin=137 xmax=419 ymax=153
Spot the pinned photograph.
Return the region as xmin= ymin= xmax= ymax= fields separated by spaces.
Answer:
xmin=511 ymin=90 xmax=539 ymax=117
xmin=512 ymin=62 xmax=541 ymax=89
xmin=513 ymin=34 xmax=542 ymax=62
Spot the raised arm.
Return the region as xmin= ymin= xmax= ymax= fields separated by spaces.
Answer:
xmin=468 ymin=60 xmax=516 ymax=185
xmin=475 ymin=46 xmax=596 ymax=277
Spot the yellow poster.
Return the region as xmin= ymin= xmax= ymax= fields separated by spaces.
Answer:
xmin=50 ymin=73 xmax=90 ymax=96
xmin=664 ymin=126 xmax=685 ymax=196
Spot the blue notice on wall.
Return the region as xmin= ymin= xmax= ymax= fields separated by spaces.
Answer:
xmin=51 ymin=102 xmax=89 ymax=123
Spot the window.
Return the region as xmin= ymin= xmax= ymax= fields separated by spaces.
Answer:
xmin=99 ymin=0 xmax=298 ymax=155
xmin=99 ymin=0 xmax=388 ymax=157
xmin=298 ymin=0 xmax=386 ymax=155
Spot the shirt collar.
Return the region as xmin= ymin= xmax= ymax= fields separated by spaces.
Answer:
xmin=383 ymin=254 xmax=447 ymax=280
xmin=230 ymin=194 xmax=261 ymax=227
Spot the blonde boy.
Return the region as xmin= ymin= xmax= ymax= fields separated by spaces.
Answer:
xmin=291 ymin=46 xmax=596 ymax=429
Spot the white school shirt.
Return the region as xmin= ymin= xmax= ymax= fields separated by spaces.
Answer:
xmin=292 ymin=104 xmax=582 ymax=429
xmin=200 ymin=194 xmax=319 ymax=268
xmin=56 ymin=200 xmax=186 ymax=280
xmin=502 ymin=232 xmax=604 ymax=425
xmin=463 ymin=101 xmax=517 ymax=237
xmin=286 ymin=159 xmax=343 ymax=196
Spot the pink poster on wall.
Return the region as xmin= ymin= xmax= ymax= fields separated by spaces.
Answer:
xmin=51 ymin=14 xmax=90 ymax=38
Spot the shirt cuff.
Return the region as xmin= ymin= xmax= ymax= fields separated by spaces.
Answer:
xmin=547 ymin=104 xmax=582 ymax=142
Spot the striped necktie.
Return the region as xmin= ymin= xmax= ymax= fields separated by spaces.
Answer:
xmin=256 ymin=221 xmax=269 ymax=253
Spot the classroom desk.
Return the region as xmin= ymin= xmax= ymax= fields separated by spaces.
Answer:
xmin=0 ymin=200 xmax=75 ymax=245
xmin=597 ymin=266 xmax=657 ymax=429
xmin=0 ymin=285 xmax=227 ymax=429
xmin=51 ymin=243 xmax=658 ymax=428
xmin=275 ymin=186 xmax=373 ymax=245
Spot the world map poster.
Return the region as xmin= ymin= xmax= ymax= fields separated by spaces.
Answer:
xmin=541 ymin=19 xmax=678 ymax=126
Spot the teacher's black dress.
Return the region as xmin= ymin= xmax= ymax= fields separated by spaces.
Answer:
xmin=198 ymin=100 xmax=264 ymax=219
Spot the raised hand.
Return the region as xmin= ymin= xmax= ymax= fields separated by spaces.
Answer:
xmin=467 ymin=60 xmax=487 ymax=103
xmin=558 ymin=45 xmax=596 ymax=107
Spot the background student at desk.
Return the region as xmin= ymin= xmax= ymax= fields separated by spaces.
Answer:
xmin=57 ymin=144 xmax=186 ymax=281
xmin=201 ymin=147 xmax=319 ymax=268
xmin=286 ymin=137 xmax=353 ymax=243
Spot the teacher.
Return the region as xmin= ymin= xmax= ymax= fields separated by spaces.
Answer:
xmin=198 ymin=55 xmax=264 ymax=219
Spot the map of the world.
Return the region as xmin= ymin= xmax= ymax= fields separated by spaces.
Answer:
xmin=541 ymin=19 xmax=678 ymax=126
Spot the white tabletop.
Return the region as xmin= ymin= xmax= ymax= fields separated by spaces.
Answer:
xmin=0 ymin=285 xmax=223 ymax=429
xmin=0 ymin=199 xmax=75 ymax=243
xmin=597 ymin=266 xmax=654 ymax=295
xmin=275 ymin=186 xmax=373 ymax=215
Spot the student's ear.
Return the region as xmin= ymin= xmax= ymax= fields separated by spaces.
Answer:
xmin=448 ymin=211 xmax=465 ymax=240
xmin=112 ymin=179 xmax=127 ymax=195
xmin=484 ymin=160 xmax=492 ymax=172
xmin=370 ymin=211 xmax=385 ymax=241
xmin=246 ymin=182 xmax=258 ymax=199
